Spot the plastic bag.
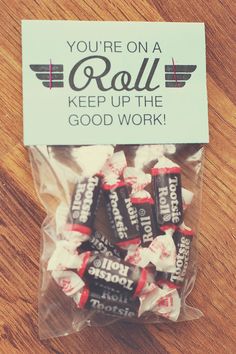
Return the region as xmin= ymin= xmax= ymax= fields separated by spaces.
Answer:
xmin=29 ymin=144 xmax=204 ymax=339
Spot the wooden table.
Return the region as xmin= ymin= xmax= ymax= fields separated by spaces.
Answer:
xmin=0 ymin=1 xmax=235 ymax=353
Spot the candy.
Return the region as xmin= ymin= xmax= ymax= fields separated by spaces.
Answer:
xmin=102 ymin=150 xmax=127 ymax=182
xmin=78 ymin=229 xmax=127 ymax=259
xmin=123 ymin=166 xmax=151 ymax=194
xmin=125 ymin=226 xmax=176 ymax=272
xmin=125 ymin=246 xmax=152 ymax=268
xmin=52 ymin=270 xmax=85 ymax=296
xmin=124 ymin=166 xmax=163 ymax=247
xmin=102 ymin=152 xmax=140 ymax=247
xmin=151 ymin=156 xmax=183 ymax=226
xmin=133 ymin=145 xmax=176 ymax=169
xmin=77 ymin=253 xmax=147 ymax=297
xmin=47 ymin=149 xmax=195 ymax=326
xmin=49 ymin=242 xmax=181 ymax=321
xmin=143 ymin=285 xmax=181 ymax=321
xmin=155 ymin=225 xmax=194 ymax=286
xmin=66 ymin=174 xmax=102 ymax=236
xmin=103 ymin=184 xmax=140 ymax=247
xmin=71 ymin=145 xmax=114 ymax=176
xmin=147 ymin=226 xmax=177 ymax=272
xmin=133 ymin=193 xmax=161 ymax=247
xmin=123 ymin=166 xmax=177 ymax=271
xmin=47 ymin=241 xmax=83 ymax=270
xmin=55 ymin=145 xmax=114 ymax=243
xmin=72 ymin=281 xmax=179 ymax=320
xmin=73 ymin=286 xmax=139 ymax=318
xmin=56 ymin=202 xmax=89 ymax=242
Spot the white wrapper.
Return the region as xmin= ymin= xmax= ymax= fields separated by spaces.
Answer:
xmin=123 ymin=167 xmax=151 ymax=194
xmin=125 ymin=247 xmax=150 ymax=268
xmin=152 ymin=284 xmax=181 ymax=321
xmin=125 ymin=227 xmax=176 ymax=272
xmin=134 ymin=145 xmax=177 ymax=170
xmin=47 ymin=240 xmax=84 ymax=270
xmin=102 ymin=150 xmax=127 ymax=183
xmin=55 ymin=202 xmax=90 ymax=249
xmin=153 ymin=155 xmax=179 ymax=169
xmin=72 ymin=145 xmax=114 ymax=176
xmin=52 ymin=270 xmax=84 ymax=296
xmin=138 ymin=284 xmax=177 ymax=318
xmin=148 ymin=228 xmax=176 ymax=272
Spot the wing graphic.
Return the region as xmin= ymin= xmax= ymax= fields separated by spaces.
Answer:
xmin=30 ymin=64 xmax=64 ymax=88
xmin=165 ymin=65 xmax=197 ymax=88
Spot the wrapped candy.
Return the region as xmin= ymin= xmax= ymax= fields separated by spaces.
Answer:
xmin=47 ymin=240 xmax=84 ymax=270
xmin=125 ymin=226 xmax=177 ymax=272
xmin=139 ymin=283 xmax=181 ymax=321
xmin=124 ymin=166 xmax=163 ymax=247
xmin=52 ymin=270 xmax=84 ymax=296
xmin=151 ymin=156 xmax=183 ymax=226
xmin=48 ymin=251 xmax=148 ymax=297
xmin=102 ymin=152 xmax=140 ymax=247
xmin=123 ymin=166 xmax=176 ymax=272
xmin=73 ymin=286 xmax=140 ymax=318
xmin=155 ymin=225 xmax=194 ymax=286
xmin=78 ymin=229 xmax=127 ymax=259
xmin=54 ymin=146 xmax=114 ymax=248
xmin=72 ymin=281 xmax=180 ymax=321
xmin=65 ymin=173 xmax=102 ymax=236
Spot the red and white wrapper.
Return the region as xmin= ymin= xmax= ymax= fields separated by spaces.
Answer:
xmin=123 ymin=168 xmax=157 ymax=250
xmin=70 ymin=281 xmax=180 ymax=321
xmin=102 ymin=151 xmax=127 ymax=185
xmin=47 ymin=242 xmax=86 ymax=271
xmin=52 ymin=270 xmax=84 ymax=296
xmin=152 ymin=154 xmax=180 ymax=171
xmin=149 ymin=284 xmax=180 ymax=321
xmin=138 ymin=283 xmax=180 ymax=320
xmin=134 ymin=145 xmax=176 ymax=170
xmin=56 ymin=202 xmax=90 ymax=245
xmin=51 ymin=267 xmax=180 ymax=321
xmin=123 ymin=167 xmax=151 ymax=194
xmin=147 ymin=227 xmax=176 ymax=272
xmin=125 ymin=226 xmax=176 ymax=272
xmin=72 ymin=145 xmax=114 ymax=177
xmin=102 ymin=152 xmax=142 ymax=248
xmin=125 ymin=247 xmax=151 ymax=268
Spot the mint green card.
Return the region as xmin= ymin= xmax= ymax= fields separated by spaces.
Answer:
xmin=22 ymin=21 xmax=208 ymax=145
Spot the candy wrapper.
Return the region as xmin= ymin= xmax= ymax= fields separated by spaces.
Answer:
xmin=102 ymin=152 xmax=140 ymax=247
xmin=29 ymin=144 xmax=204 ymax=338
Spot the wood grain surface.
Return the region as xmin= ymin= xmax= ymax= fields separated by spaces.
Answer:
xmin=0 ymin=1 xmax=236 ymax=353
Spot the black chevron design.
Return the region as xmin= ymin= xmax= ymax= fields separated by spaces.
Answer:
xmin=165 ymin=64 xmax=197 ymax=88
xmin=30 ymin=64 xmax=64 ymax=88
xmin=36 ymin=73 xmax=64 ymax=80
